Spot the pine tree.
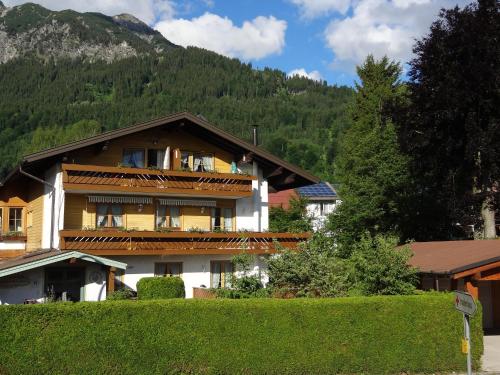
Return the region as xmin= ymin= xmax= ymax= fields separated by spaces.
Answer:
xmin=329 ymin=55 xmax=410 ymax=256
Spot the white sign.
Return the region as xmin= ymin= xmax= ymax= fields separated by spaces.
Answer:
xmin=454 ymin=291 xmax=477 ymax=316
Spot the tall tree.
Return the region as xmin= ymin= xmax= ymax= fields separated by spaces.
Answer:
xmin=403 ymin=0 xmax=499 ymax=239
xmin=329 ymin=56 xmax=410 ymax=255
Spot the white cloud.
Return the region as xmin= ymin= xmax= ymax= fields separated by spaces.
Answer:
xmin=155 ymin=13 xmax=287 ymax=60
xmin=289 ymin=0 xmax=351 ymax=19
xmin=4 ymin=0 xmax=176 ymax=24
xmin=287 ymin=68 xmax=322 ymax=81
xmin=324 ymin=0 xmax=471 ymax=72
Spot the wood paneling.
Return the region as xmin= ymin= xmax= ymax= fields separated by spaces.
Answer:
xmin=182 ymin=206 xmax=210 ymax=231
xmin=26 ymin=184 xmax=44 ymax=251
xmin=64 ymin=128 xmax=234 ymax=172
xmin=65 ymin=196 xmax=236 ymax=231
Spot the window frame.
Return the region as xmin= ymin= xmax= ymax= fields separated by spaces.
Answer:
xmin=122 ymin=148 xmax=145 ymax=168
xmin=96 ymin=204 xmax=123 ymax=228
xmin=180 ymin=151 xmax=215 ymax=172
xmin=8 ymin=207 xmax=23 ymax=233
xmin=155 ymin=204 xmax=181 ymax=231
xmin=154 ymin=262 xmax=183 ymax=278
xmin=210 ymin=260 xmax=233 ymax=288
xmin=210 ymin=207 xmax=233 ymax=231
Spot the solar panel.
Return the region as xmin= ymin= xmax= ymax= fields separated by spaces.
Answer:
xmin=297 ymin=182 xmax=337 ymax=197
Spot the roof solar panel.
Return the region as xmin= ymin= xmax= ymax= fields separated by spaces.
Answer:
xmin=297 ymin=182 xmax=337 ymax=197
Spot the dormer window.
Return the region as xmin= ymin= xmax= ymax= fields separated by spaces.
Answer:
xmin=122 ymin=149 xmax=145 ymax=168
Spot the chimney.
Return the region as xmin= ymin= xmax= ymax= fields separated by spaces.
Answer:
xmin=253 ymin=125 xmax=259 ymax=146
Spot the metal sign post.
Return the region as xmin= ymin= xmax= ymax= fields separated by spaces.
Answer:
xmin=454 ymin=291 xmax=477 ymax=375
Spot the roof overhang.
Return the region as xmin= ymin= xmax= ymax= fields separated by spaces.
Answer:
xmin=7 ymin=112 xmax=319 ymax=191
xmin=0 ymin=250 xmax=127 ymax=278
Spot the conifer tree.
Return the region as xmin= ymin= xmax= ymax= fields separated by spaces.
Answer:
xmin=329 ymin=55 xmax=409 ymax=255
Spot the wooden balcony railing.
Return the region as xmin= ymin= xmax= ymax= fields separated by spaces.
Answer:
xmin=59 ymin=230 xmax=310 ymax=255
xmin=61 ymin=164 xmax=255 ymax=198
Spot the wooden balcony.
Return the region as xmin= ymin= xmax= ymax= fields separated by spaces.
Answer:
xmin=59 ymin=230 xmax=310 ymax=255
xmin=61 ymin=164 xmax=255 ymax=198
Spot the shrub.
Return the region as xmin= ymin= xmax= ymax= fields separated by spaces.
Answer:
xmin=106 ymin=289 xmax=135 ymax=301
xmin=136 ymin=277 xmax=185 ymax=300
xmin=0 ymin=295 xmax=483 ymax=374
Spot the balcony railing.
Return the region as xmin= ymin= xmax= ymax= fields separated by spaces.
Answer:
xmin=59 ymin=230 xmax=310 ymax=255
xmin=61 ymin=164 xmax=255 ymax=198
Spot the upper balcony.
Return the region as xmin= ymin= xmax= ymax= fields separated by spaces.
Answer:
xmin=59 ymin=230 xmax=309 ymax=256
xmin=61 ymin=164 xmax=255 ymax=198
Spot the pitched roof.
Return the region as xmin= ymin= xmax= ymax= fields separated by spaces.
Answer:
xmin=9 ymin=112 xmax=319 ymax=190
xmin=0 ymin=249 xmax=127 ymax=278
xmin=408 ymin=240 xmax=500 ymax=275
xmin=296 ymin=182 xmax=337 ymax=199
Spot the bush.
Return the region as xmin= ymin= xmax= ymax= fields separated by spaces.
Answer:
xmin=136 ymin=277 xmax=185 ymax=300
xmin=0 ymin=295 xmax=483 ymax=374
xmin=106 ymin=289 xmax=136 ymax=301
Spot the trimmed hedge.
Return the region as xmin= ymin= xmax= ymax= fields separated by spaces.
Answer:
xmin=0 ymin=294 xmax=482 ymax=374
xmin=136 ymin=276 xmax=185 ymax=300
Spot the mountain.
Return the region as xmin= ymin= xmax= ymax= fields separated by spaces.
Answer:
xmin=0 ymin=3 xmax=353 ymax=180
xmin=0 ymin=2 xmax=177 ymax=63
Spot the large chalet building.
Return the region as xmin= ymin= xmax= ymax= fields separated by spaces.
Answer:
xmin=0 ymin=112 xmax=318 ymax=303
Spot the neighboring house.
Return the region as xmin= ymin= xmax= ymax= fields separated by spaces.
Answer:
xmin=269 ymin=182 xmax=339 ymax=230
xmin=0 ymin=112 xmax=318 ymax=303
xmin=409 ymin=240 xmax=500 ymax=330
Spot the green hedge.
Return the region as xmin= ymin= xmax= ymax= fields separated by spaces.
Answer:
xmin=0 ymin=295 xmax=482 ymax=374
xmin=136 ymin=276 xmax=185 ymax=300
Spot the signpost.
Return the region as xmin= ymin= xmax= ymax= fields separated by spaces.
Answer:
xmin=454 ymin=291 xmax=477 ymax=375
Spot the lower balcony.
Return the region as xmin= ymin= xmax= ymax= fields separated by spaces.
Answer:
xmin=59 ymin=230 xmax=310 ymax=255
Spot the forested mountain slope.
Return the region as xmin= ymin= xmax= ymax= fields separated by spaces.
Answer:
xmin=0 ymin=2 xmax=353 ymax=180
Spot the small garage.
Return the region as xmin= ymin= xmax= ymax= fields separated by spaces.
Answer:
xmin=409 ymin=240 xmax=500 ymax=330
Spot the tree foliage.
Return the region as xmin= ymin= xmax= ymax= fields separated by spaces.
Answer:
xmin=402 ymin=0 xmax=500 ymax=239
xmin=267 ymin=232 xmax=418 ymax=297
xmin=269 ymin=197 xmax=312 ymax=233
xmin=328 ymin=55 xmax=410 ymax=254
xmin=350 ymin=234 xmax=418 ymax=296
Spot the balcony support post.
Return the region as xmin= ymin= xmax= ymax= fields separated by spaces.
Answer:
xmin=106 ymin=266 xmax=116 ymax=295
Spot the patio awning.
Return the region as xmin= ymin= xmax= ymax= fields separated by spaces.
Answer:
xmin=88 ymin=195 xmax=152 ymax=204
xmin=0 ymin=250 xmax=127 ymax=278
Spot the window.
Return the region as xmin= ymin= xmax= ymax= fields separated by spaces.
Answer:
xmin=147 ymin=149 xmax=167 ymax=169
xmin=156 ymin=205 xmax=181 ymax=230
xmin=180 ymin=151 xmax=191 ymax=170
xmin=180 ymin=151 xmax=214 ymax=172
xmin=8 ymin=208 xmax=23 ymax=232
xmin=193 ymin=153 xmax=214 ymax=172
xmin=211 ymin=261 xmax=233 ymax=288
xmin=211 ymin=207 xmax=233 ymax=231
xmin=96 ymin=204 xmax=123 ymax=228
xmin=155 ymin=262 xmax=183 ymax=277
xmin=122 ymin=149 xmax=145 ymax=168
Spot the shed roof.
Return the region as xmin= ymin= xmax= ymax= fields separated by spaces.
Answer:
xmin=408 ymin=240 xmax=500 ymax=275
xmin=0 ymin=250 xmax=127 ymax=278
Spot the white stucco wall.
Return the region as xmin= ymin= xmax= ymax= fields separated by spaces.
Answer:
xmin=236 ymin=162 xmax=268 ymax=231
xmin=84 ymin=263 xmax=108 ymax=302
xmin=0 ymin=268 xmax=44 ymax=305
xmin=42 ymin=163 xmax=65 ymax=249
xmin=0 ymin=241 xmax=26 ymax=250
xmin=109 ymin=254 xmax=268 ymax=299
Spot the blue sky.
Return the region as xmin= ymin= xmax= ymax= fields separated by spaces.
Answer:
xmin=6 ymin=0 xmax=472 ymax=86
